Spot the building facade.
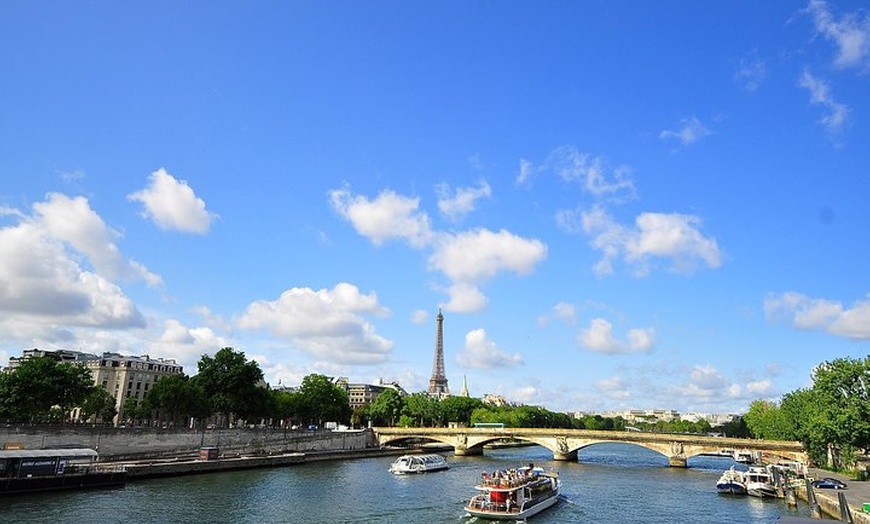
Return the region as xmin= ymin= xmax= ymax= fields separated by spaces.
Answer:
xmin=334 ymin=377 xmax=408 ymax=411
xmin=83 ymin=352 xmax=184 ymax=424
xmin=6 ymin=348 xmax=183 ymax=425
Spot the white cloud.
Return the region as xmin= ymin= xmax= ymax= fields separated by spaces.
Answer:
xmin=330 ymin=186 xmax=546 ymax=311
xmin=443 ymin=283 xmax=488 ymax=313
xmin=36 ymin=193 xmax=161 ymax=286
xmin=144 ymin=319 xmax=230 ymax=373
xmin=669 ymin=365 xmax=774 ymax=406
xmin=520 ymin=146 xmax=635 ymax=198
xmin=746 ymin=379 xmax=773 ymax=395
xmin=578 ymin=318 xmax=654 ymax=354
xmin=798 ymin=69 xmax=849 ymax=134
xmin=436 ymin=181 xmax=491 ymax=222
xmin=764 ymin=291 xmax=870 ymax=340
xmin=688 ymin=365 xmax=728 ymax=390
xmin=516 ymin=158 xmax=535 ymax=185
xmin=430 ymin=229 xmax=546 ymax=313
xmin=128 ymin=168 xmax=218 ymax=234
xmin=329 ymin=186 xmax=433 ymax=248
xmin=735 ymin=52 xmax=766 ymax=92
xmin=510 ymin=384 xmax=541 ymax=405
xmin=581 ymin=206 xmax=722 ymax=277
xmin=411 ymin=309 xmax=429 ymax=324
xmin=0 ymin=194 xmax=152 ymax=335
xmin=552 ymin=302 xmax=577 ymax=325
xmin=805 ymin=0 xmax=870 ymax=70
xmin=594 ymin=376 xmax=632 ymax=399
xmin=429 ymin=228 xmax=547 ymax=283
xmin=537 ymin=301 xmax=583 ymax=327
xmin=235 ymin=282 xmax=394 ymax=365
xmin=456 ymin=328 xmax=523 ymax=369
xmin=659 ymin=116 xmax=712 ymax=147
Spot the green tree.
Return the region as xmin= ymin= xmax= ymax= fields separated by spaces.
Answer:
xmin=55 ymin=363 xmax=96 ymax=421
xmin=0 ymin=372 xmax=15 ymax=422
xmin=809 ymin=357 xmax=870 ymax=468
xmin=80 ymin=388 xmax=118 ymax=425
xmin=369 ymin=388 xmax=404 ymax=426
xmin=470 ymin=406 xmax=504 ymax=427
xmin=350 ymin=404 xmax=370 ymax=429
xmin=275 ymin=390 xmax=307 ymax=428
xmin=743 ymin=399 xmax=794 ymax=440
xmin=144 ymin=374 xmax=210 ymax=427
xmin=438 ymin=396 xmax=483 ymax=426
xmin=714 ymin=416 xmax=749 ymax=438
xmin=402 ymin=393 xmax=440 ymax=427
xmin=8 ymin=357 xmax=95 ymax=423
xmin=195 ymin=347 xmax=264 ymax=427
xmin=780 ymin=388 xmax=827 ymax=465
xmin=299 ymin=374 xmax=352 ymax=426
xmin=242 ymin=385 xmax=279 ymax=424
xmin=122 ymin=398 xmax=143 ymax=425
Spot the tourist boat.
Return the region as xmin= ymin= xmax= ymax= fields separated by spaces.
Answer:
xmin=464 ymin=464 xmax=561 ymax=520
xmin=388 ymin=454 xmax=449 ymax=474
xmin=716 ymin=466 xmax=747 ymax=495
xmin=745 ymin=465 xmax=778 ymax=498
xmin=0 ymin=448 xmax=127 ymax=495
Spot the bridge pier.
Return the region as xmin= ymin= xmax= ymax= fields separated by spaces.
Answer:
xmin=553 ymin=450 xmax=578 ymax=462
xmin=453 ymin=446 xmax=483 ymax=457
xmin=668 ymin=456 xmax=688 ymax=468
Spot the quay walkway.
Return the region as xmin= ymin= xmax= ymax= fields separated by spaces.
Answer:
xmin=803 ymin=468 xmax=870 ymax=523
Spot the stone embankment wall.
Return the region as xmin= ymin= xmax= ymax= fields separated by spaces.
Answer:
xmin=0 ymin=426 xmax=378 ymax=461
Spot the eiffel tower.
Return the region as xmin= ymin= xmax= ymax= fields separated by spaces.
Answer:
xmin=427 ymin=308 xmax=450 ymax=398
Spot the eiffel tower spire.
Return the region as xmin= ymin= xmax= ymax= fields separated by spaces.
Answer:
xmin=427 ymin=308 xmax=450 ymax=398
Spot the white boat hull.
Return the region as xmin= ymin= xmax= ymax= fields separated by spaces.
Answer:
xmin=716 ymin=467 xmax=747 ymax=495
xmin=465 ymin=489 xmax=560 ymax=520
xmin=717 ymin=482 xmax=747 ymax=495
xmin=747 ymin=483 xmax=778 ymax=498
xmin=388 ymin=454 xmax=448 ymax=475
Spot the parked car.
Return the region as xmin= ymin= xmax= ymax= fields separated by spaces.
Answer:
xmin=811 ymin=477 xmax=847 ymax=490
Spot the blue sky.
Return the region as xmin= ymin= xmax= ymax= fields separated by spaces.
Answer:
xmin=1 ymin=1 xmax=868 ymax=414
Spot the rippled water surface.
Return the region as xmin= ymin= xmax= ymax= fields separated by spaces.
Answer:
xmin=0 ymin=443 xmax=830 ymax=523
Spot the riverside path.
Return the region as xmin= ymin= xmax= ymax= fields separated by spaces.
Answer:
xmin=373 ymin=426 xmax=808 ymax=467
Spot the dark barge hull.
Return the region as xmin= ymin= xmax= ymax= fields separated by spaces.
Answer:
xmin=0 ymin=471 xmax=127 ymax=495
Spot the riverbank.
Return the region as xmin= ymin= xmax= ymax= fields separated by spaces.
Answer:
xmin=1 ymin=425 xmax=377 ymax=461
xmin=117 ymin=446 xmax=413 ymax=480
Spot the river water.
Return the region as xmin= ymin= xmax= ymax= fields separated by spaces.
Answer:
xmin=0 ymin=443 xmax=830 ymax=523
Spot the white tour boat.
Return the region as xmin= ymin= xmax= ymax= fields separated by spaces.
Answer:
xmin=388 ymin=454 xmax=449 ymax=474
xmin=465 ymin=464 xmax=561 ymax=520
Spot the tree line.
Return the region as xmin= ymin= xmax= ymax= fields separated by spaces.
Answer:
xmin=359 ymin=388 xmax=729 ymax=435
xmin=742 ymin=356 xmax=870 ymax=472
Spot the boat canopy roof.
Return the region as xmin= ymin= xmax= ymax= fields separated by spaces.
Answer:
xmin=0 ymin=448 xmax=98 ymax=460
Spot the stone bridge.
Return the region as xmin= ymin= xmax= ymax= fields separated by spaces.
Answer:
xmin=373 ymin=427 xmax=808 ymax=468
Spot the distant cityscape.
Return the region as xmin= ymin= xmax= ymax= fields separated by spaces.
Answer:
xmin=2 ymin=346 xmax=739 ymax=427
